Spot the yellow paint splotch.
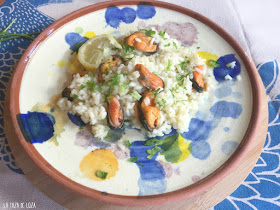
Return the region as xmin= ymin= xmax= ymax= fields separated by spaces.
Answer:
xmin=57 ymin=60 xmax=67 ymax=67
xmin=177 ymin=135 xmax=191 ymax=163
xmin=197 ymin=51 xmax=219 ymax=67
xmin=84 ymin=31 xmax=96 ymax=39
xmin=79 ymin=149 xmax=119 ymax=181
xmin=31 ymin=94 xmax=68 ymax=146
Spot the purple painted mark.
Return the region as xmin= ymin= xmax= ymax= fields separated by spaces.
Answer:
xmin=108 ymin=144 xmax=129 ymax=159
xmin=75 ymin=129 xmax=109 ymax=148
xmin=139 ymin=21 xmax=198 ymax=46
xmin=17 ymin=112 xmax=55 ymax=144
xmin=192 ymin=175 xmax=201 ymax=182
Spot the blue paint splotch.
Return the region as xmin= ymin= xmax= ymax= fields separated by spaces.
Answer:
xmin=136 ymin=5 xmax=156 ymax=19
xmin=67 ymin=113 xmax=85 ymax=127
xmin=129 ymin=141 xmax=166 ymax=195
xmin=182 ymin=118 xmax=215 ymax=142
xmin=221 ymin=141 xmax=239 ymax=156
xmin=65 ymin=32 xmax=87 ymax=50
xmin=105 ymin=5 xmax=156 ymax=28
xmin=210 ymin=101 xmax=242 ymax=119
xmin=190 ymin=141 xmax=211 ymax=160
xmin=18 ymin=112 xmax=55 ymax=144
xmin=224 ymin=127 xmax=230 ymax=132
xmin=214 ymin=85 xmax=232 ymax=98
xmin=213 ymin=54 xmax=241 ymax=82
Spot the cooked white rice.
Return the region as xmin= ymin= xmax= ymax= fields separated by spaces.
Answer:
xmin=57 ymin=28 xmax=213 ymax=139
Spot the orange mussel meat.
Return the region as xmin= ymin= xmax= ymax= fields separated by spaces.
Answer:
xmin=106 ymin=94 xmax=124 ymax=129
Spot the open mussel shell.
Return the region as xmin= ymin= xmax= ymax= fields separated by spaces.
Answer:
xmin=106 ymin=95 xmax=124 ymax=129
xmin=136 ymin=91 xmax=160 ymax=132
xmin=124 ymin=32 xmax=159 ymax=55
xmin=191 ymin=79 xmax=204 ymax=93
xmin=62 ymin=87 xmax=74 ymax=101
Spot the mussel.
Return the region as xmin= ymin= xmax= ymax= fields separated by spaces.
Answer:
xmin=62 ymin=87 xmax=74 ymax=101
xmin=98 ymin=55 xmax=123 ymax=83
xmin=124 ymin=32 xmax=158 ymax=54
xmin=191 ymin=65 xmax=205 ymax=93
xmin=135 ymin=64 xmax=164 ymax=90
xmin=106 ymin=94 xmax=124 ymax=129
xmin=134 ymin=90 xmax=160 ymax=132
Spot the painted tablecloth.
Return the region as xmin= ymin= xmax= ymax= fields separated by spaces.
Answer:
xmin=0 ymin=0 xmax=279 ymax=209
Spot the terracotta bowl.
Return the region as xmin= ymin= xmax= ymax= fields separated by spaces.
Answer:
xmin=10 ymin=0 xmax=261 ymax=206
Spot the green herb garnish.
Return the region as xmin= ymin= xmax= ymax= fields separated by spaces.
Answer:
xmin=166 ymin=60 xmax=172 ymax=71
xmin=178 ymin=61 xmax=186 ymax=70
xmin=152 ymin=71 xmax=158 ymax=75
xmin=173 ymin=42 xmax=178 ymax=49
xmin=96 ymin=87 xmax=102 ymax=92
xmin=121 ymin=81 xmax=130 ymax=93
xmin=96 ymin=169 xmax=108 ymax=179
xmin=147 ymin=146 xmax=161 ymax=159
xmin=80 ymin=84 xmax=86 ymax=90
xmin=143 ymin=29 xmax=156 ymax=36
xmin=123 ymin=42 xmax=135 ymax=55
xmin=109 ymin=72 xmax=120 ymax=86
xmin=0 ymin=19 xmax=41 ymax=43
xmin=72 ymin=94 xmax=79 ymax=99
xmin=165 ymin=43 xmax=171 ymax=47
xmin=128 ymin=156 xmax=138 ymax=162
xmin=86 ymin=81 xmax=96 ymax=92
xmin=131 ymin=91 xmax=141 ymax=100
xmin=89 ymin=73 xmax=95 ymax=77
xmin=138 ymin=162 xmax=144 ymax=167
xmin=107 ymin=96 xmax=114 ymax=100
xmin=209 ymin=59 xmax=220 ymax=67
xmin=125 ymin=140 xmax=131 ymax=148
xmin=157 ymin=98 xmax=167 ymax=108
xmin=159 ymin=29 xmax=166 ymax=38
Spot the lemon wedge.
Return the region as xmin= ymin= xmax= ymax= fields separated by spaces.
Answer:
xmin=78 ymin=34 xmax=122 ymax=71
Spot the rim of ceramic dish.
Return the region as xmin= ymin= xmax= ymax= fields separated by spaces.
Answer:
xmin=10 ymin=0 xmax=262 ymax=206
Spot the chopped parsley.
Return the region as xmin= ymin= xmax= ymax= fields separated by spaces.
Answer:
xmin=107 ymin=96 xmax=114 ymax=100
xmin=152 ymin=71 xmax=158 ymax=75
xmin=157 ymin=98 xmax=167 ymax=108
xmin=125 ymin=140 xmax=131 ymax=148
xmin=159 ymin=29 xmax=166 ymax=38
xmin=178 ymin=61 xmax=186 ymax=70
xmin=173 ymin=42 xmax=178 ymax=49
xmin=109 ymin=72 xmax=120 ymax=86
xmin=89 ymin=73 xmax=95 ymax=77
xmin=165 ymin=43 xmax=171 ymax=47
xmin=143 ymin=29 xmax=156 ymax=36
xmin=128 ymin=156 xmax=138 ymax=162
xmin=197 ymin=46 xmax=200 ymax=49
xmin=80 ymin=84 xmax=86 ymax=90
xmin=131 ymin=91 xmax=142 ymax=100
xmin=96 ymin=87 xmax=102 ymax=92
xmin=123 ymin=42 xmax=135 ymax=55
xmin=86 ymin=80 xmax=96 ymax=92
xmin=138 ymin=162 xmax=144 ymax=167
xmin=209 ymin=59 xmax=220 ymax=67
xmin=72 ymin=94 xmax=79 ymax=99
xmin=176 ymin=75 xmax=185 ymax=86
xmin=111 ymin=47 xmax=119 ymax=51
xmin=152 ymin=88 xmax=161 ymax=98
xmin=104 ymin=67 xmax=109 ymax=74
xmin=147 ymin=146 xmax=161 ymax=159
xmin=96 ymin=169 xmax=108 ymax=179
xmin=121 ymin=81 xmax=130 ymax=93
xmin=166 ymin=60 xmax=172 ymax=71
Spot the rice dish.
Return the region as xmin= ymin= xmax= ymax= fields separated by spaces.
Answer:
xmin=57 ymin=28 xmax=213 ymax=139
